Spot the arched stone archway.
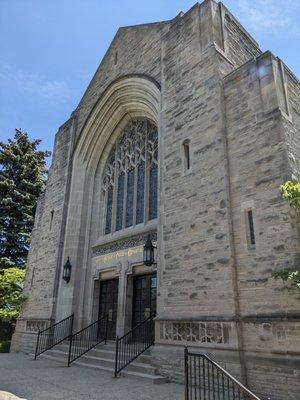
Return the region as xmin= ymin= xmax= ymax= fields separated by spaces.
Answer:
xmin=55 ymin=75 xmax=161 ymax=333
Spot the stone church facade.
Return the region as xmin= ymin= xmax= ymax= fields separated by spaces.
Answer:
xmin=11 ymin=1 xmax=300 ymax=399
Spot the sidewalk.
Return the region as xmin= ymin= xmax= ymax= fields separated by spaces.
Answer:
xmin=0 ymin=353 xmax=183 ymax=400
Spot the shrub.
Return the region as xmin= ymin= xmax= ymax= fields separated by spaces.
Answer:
xmin=0 ymin=340 xmax=11 ymax=353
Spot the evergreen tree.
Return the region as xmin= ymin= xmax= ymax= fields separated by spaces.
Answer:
xmin=0 ymin=129 xmax=50 ymax=268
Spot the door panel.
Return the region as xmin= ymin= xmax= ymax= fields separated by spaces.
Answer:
xmin=132 ymin=274 xmax=157 ymax=329
xmin=99 ymin=279 xmax=118 ymax=340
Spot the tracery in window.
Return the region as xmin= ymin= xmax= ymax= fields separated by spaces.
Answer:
xmin=102 ymin=118 xmax=158 ymax=234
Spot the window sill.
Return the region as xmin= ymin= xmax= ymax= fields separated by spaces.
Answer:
xmin=92 ymin=220 xmax=157 ymax=249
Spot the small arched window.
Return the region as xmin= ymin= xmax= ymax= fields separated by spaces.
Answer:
xmin=102 ymin=118 xmax=158 ymax=235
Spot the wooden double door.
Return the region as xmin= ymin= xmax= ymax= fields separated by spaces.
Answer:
xmin=98 ymin=274 xmax=157 ymax=340
xmin=132 ymin=273 xmax=157 ymax=328
xmin=99 ymin=279 xmax=118 ymax=340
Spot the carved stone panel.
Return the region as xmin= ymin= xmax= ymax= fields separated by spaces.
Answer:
xmin=159 ymin=321 xmax=231 ymax=346
xmin=26 ymin=320 xmax=48 ymax=332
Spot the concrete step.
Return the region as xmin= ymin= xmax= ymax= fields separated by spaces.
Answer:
xmin=78 ymin=353 xmax=157 ymax=375
xmin=39 ymin=342 xmax=167 ymax=383
xmin=55 ymin=341 xmax=117 ymax=353
xmin=53 ymin=342 xmax=151 ymax=362
xmin=40 ymin=349 xmax=68 ymax=361
xmin=120 ymin=369 xmax=167 ymax=384
xmin=39 ymin=353 xmax=68 ymax=364
xmin=41 ymin=347 xmax=156 ymax=374
xmin=73 ymin=360 xmax=166 ymax=384
xmin=77 ymin=346 xmax=151 ymax=363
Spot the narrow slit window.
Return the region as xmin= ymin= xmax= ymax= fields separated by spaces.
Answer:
xmin=50 ymin=210 xmax=54 ymax=230
xmin=183 ymin=140 xmax=190 ymax=171
xmin=247 ymin=209 xmax=256 ymax=246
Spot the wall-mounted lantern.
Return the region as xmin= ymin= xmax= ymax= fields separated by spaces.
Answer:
xmin=143 ymin=234 xmax=156 ymax=266
xmin=63 ymin=257 xmax=72 ymax=283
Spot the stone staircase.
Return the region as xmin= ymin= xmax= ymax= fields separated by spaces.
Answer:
xmin=39 ymin=341 xmax=166 ymax=383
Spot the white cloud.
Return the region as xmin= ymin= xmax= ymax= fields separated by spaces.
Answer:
xmin=237 ymin=0 xmax=297 ymax=32
xmin=0 ymin=63 xmax=73 ymax=102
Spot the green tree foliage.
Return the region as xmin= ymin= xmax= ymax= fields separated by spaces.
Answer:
xmin=272 ymin=180 xmax=300 ymax=289
xmin=280 ymin=180 xmax=300 ymax=211
xmin=0 ymin=267 xmax=25 ymax=323
xmin=0 ymin=129 xmax=50 ymax=268
xmin=272 ymin=269 xmax=300 ymax=289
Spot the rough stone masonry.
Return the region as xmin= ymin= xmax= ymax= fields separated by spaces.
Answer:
xmin=11 ymin=1 xmax=300 ymax=399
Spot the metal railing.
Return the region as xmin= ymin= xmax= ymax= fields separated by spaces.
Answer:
xmin=184 ymin=348 xmax=261 ymax=400
xmin=114 ymin=314 xmax=155 ymax=377
xmin=34 ymin=313 xmax=74 ymax=359
xmin=67 ymin=314 xmax=108 ymax=366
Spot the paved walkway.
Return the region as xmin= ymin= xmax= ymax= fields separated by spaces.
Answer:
xmin=0 ymin=353 xmax=183 ymax=400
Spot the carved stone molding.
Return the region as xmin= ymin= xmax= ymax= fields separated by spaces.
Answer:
xmin=125 ymin=261 xmax=133 ymax=275
xmin=159 ymin=321 xmax=230 ymax=345
xmin=92 ymin=265 xmax=118 ymax=280
xmin=92 ymin=231 xmax=156 ymax=256
xmin=26 ymin=320 xmax=48 ymax=332
xmin=116 ymin=262 xmax=123 ymax=275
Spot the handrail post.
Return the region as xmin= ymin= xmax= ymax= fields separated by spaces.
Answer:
xmin=34 ymin=330 xmax=40 ymax=360
xmin=67 ymin=333 xmax=73 ymax=367
xmin=114 ymin=336 xmax=119 ymax=378
xmin=105 ymin=314 xmax=108 ymax=345
xmin=69 ymin=313 xmax=74 ymax=339
xmin=184 ymin=347 xmax=189 ymax=400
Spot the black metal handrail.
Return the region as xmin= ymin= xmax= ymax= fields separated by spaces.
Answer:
xmin=114 ymin=314 xmax=155 ymax=377
xmin=184 ymin=348 xmax=261 ymax=400
xmin=34 ymin=313 xmax=74 ymax=359
xmin=67 ymin=314 xmax=108 ymax=366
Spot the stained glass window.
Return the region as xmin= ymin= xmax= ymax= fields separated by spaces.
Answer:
xmin=116 ymin=173 xmax=124 ymax=231
xmin=126 ymin=169 xmax=135 ymax=228
xmin=149 ymin=165 xmax=158 ymax=220
xmin=136 ymin=162 xmax=145 ymax=224
xmin=102 ymin=118 xmax=158 ymax=234
xmin=105 ymin=187 xmax=113 ymax=234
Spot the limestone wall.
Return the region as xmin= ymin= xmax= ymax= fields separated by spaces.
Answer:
xmin=224 ymin=52 xmax=300 ymax=316
xmin=222 ymin=51 xmax=300 ymax=400
xmin=221 ymin=4 xmax=261 ymax=67
xmin=283 ymin=67 xmax=300 ymax=179
xmin=11 ymin=119 xmax=74 ymax=353
xmin=158 ymin=3 xmax=236 ymax=319
xmin=153 ymin=5 xmax=300 ymax=400
xmin=73 ymin=21 xmax=166 ymax=139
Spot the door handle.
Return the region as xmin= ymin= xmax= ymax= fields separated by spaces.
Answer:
xmin=108 ymin=309 xmax=113 ymax=321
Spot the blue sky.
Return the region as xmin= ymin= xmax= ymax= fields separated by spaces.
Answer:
xmin=1 ymin=0 xmax=299 ymax=160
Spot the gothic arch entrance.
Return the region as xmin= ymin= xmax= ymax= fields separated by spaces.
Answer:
xmin=55 ymin=75 xmax=160 ymax=335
